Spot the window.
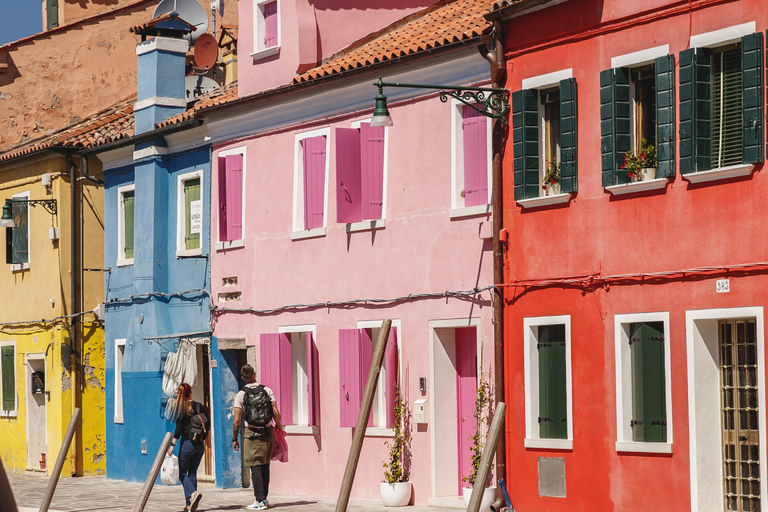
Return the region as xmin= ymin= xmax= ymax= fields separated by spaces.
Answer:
xmin=335 ymin=121 xmax=387 ymax=227
xmin=451 ymin=102 xmax=492 ymax=216
xmin=252 ymin=0 xmax=280 ymax=59
xmin=680 ymin=30 xmax=763 ymax=178
xmin=524 ymin=316 xmax=572 ymax=449
xmin=217 ymin=149 xmax=245 ymax=249
xmin=260 ymin=327 xmax=318 ymax=434
xmin=1 ymin=342 xmax=16 ymax=415
xmin=293 ymin=129 xmax=329 ymax=238
xmin=177 ymin=171 xmax=203 ymax=256
xmin=513 ymin=72 xmax=578 ymax=202
xmin=46 ymin=0 xmax=58 ymax=30
xmin=114 ymin=339 xmax=126 ymax=423
xmin=600 ymin=52 xmax=676 ymax=186
xmin=338 ymin=323 xmax=399 ymax=432
xmin=614 ymin=313 xmax=672 ymax=453
xmin=117 ymin=185 xmax=134 ymax=266
xmin=6 ymin=191 xmax=30 ymax=271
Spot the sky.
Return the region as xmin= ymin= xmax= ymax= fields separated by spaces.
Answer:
xmin=0 ymin=0 xmax=43 ymax=45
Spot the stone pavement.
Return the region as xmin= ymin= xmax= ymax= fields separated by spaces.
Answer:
xmin=8 ymin=474 xmax=464 ymax=512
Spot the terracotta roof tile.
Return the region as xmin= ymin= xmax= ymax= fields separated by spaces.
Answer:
xmin=157 ymin=81 xmax=238 ymax=127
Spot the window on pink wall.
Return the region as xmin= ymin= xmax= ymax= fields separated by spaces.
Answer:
xmin=217 ymin=153 xmax=244 ymax=242
xmin=263 ymin=1 xmax=277 ymax=48
xmin=335 ymin=122 xmax=386 ymax=224
xmin=253 ymin=0 xmax=280 ymax=58
xmin=461 ymin=106 xmax=489 ymax=207
xmin=302 ymin=135 xmax=327 ymax=230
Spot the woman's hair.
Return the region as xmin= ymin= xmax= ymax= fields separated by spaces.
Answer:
xmin=177 ymin=383 xmax=193 ymax=417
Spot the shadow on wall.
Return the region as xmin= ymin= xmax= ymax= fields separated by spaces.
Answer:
xmin=0 ymin=54 xmax=21 ymax=88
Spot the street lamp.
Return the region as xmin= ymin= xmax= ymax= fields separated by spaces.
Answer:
xmin=0 ymin=198 xmax=58 ymax=228
xmin=370 ymin=76 xmax=510 ymax=127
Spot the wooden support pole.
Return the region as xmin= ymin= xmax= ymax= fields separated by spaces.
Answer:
xmin=0 ymin=457 xmax=18 ymax=512
xmin=39 ymin=407 xmax=81 ymax=512
xmin=335 ymin=319 xmax=392 ymax=512
xmin=133 ymin=432 xmax=174 ymax=512
xmin=467 ymin=402 xmax=507 ymax=512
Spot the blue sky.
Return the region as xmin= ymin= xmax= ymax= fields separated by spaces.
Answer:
xmin=0 ymin=1 xmax=43 ymax=45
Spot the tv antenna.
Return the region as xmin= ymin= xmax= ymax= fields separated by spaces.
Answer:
xmin=153 ymin=0 xmax=209 ymax=43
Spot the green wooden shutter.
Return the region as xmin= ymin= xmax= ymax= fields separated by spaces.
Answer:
xmin=630 ymin=322 xmax=667 ymax=443
xmin=600 ymin=69 xmax=630 ymax=186
xmin=1 ymin=346 xmax=14 ymax=412
xmin=655 ymin=54 xmax=677 ymax=178
xmin=741 ymin=32 xmax=763 ymax=164
xmin=512 ymin=89 xmax=540 ymax=201
xmin=538 ymin=324 xmax=567 ymax=439
xmin=11 ymin=202 xmax=28 ymax=265
xmin=123 ymin=192 xmax=134 ymax=260
xmin=559 ymin=78 xmax=578 ymax=193
xmin=46 ymin=0 xmax=59 ymax=30
xmin=184 ymin=178 xmax=201 ymax=250
xmin=680 ymin=48 xmax=712 ymax=173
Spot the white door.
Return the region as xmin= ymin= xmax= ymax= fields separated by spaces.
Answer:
xmin=26 ymin=355 xmax=46 ymax=472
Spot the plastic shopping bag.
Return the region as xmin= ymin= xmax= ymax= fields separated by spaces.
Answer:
xmin=272 ymin=428 xmax=288 ymax=463
xmin=160 ymin=453 xmax=179 ymax=485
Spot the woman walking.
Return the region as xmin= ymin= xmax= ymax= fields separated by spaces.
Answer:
xmin=168 ymin=383 xmax=210 ymax=512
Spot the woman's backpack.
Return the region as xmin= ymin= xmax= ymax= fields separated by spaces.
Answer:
xmin=243 ymin=385 xmax=273 ymax=427
xmin=187 ymin=402 xmax=209 ymax=442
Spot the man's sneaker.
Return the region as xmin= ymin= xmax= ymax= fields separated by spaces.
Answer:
xmin=189 ymin=492 xmax=203 ymax=512
xmin=247 ymin=500 xmax=268 ymax=510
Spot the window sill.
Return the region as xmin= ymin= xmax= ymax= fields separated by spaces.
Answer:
xmin=176 ymin=248 xmax=202 ymax=258
xmin=114 ymin=416 xmax=124 ymax=424
xmin=215 ymin=239 xmax=245 ymax=251
xmin=291 ymin=228 xmax=326 ymax=240
xmin=365 ymin=427 xmax=394 ymax=437
xmin=606 ymin=177 xmax=669 ymax=195
xmin=615 ymin=441 xmax=672 ymax=454
xmin=524 ymin=438 xmax=573 ymax=450
xmin=283 ymin=425 xmax=318 ymax=435
xmin=346 ymin=219 xmax=385 ymax=233
xmin=682 ymin=163 xmax=754 ymax=183
xmin=1 ymin=410 xmax=17 ymax=418
xmin=516 ymin=193 xmax=572 ymax=209
xmin=449 ymin=204 xmax=491 ymax=219
xmin=11 ymin=263 xmax=29 ymax=272
xmin=250 ymin=45 xmax=280 ymax=61
xmin=116 ymin=259 xmax=133 ymax=268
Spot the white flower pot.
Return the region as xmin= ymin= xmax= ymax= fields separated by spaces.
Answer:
xmin=545 ymin=182 xmax=561 ymax=195
xmin=462 ymin=486 xmax=496 ymax=512
xmin=380 ymin=481 xmax=412 ymax=507
xmin=640 ymin=167 xmax=656 ymax=181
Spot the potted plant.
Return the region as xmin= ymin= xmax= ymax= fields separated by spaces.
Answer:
xmin=462 ymin=372 xmax=496 ymax=512
xmin=622 ymin=139 xmax=657 ymax=182
xmin=380 ymin=383 xmax=411 ymax=507
xmin=541 ymin=159 xmax=561 ymax=195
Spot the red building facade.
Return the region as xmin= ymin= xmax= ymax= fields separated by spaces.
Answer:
xmin=497 ymin=0 xmax=768 ymax=510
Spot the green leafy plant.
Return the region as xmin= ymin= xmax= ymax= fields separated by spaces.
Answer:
xmin=383 ymin=383 xmax=410 ymax=483
xmin=622 ymin=139 xmax=657 ymax=180
xmin=541 ymin=159 xmax=561 ymax=192
xmin=462 ymin=371 xmax=492 ymax=487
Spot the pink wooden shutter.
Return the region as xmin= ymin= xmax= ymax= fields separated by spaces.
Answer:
xmin=260 ymin=332 xmax=293 ymax=425
xmin=224 ymin=154 xmax=243 ymax=240
xmin=461 ymin=106 xmax=488 ymax=207
xmin=302 ymin=136 xmax=326 ymax=230
xmin=361 ymin=328 xmax=374 ymax=427
xmin=335 ymin=128 xmax=362 ymax=224
xmin=263 ymin=1 xmax=278 ymax=48
xmin=339 ymin=329 xmax=362 ymax=428
xmin=360 ymin=123 xmax=385 ymax=220
xmin=384 ymin=326 xmax=398 ymax=428
xmin=306 ymin=331 xmax=316 ymax=426
xmin=217 ymin=156 xmax=228 ymax=242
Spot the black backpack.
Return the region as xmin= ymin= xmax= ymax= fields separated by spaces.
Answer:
xmin=187 ymin=402 xmax=209 ymax=442
xmin=243 ymin=385 xmax=273 ymax=427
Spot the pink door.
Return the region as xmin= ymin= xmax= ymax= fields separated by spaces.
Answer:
xmin=455 ymin=327 xmax=477 ymax=492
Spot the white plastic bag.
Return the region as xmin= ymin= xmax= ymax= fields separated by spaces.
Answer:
xmin=160 ymin=453 xmax=179 ymax=485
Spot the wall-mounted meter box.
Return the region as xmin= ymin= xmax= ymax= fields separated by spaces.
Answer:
xmin=413 ymin=399 xmax=428 ymax=424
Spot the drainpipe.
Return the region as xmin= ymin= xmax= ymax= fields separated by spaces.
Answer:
xmin=480 ymin=19 xmax=506 ymax=509
xmin=66 ymin=154 xmax=81 ymax=476
xmin=79 ymin=156 xmax=104 ymax=186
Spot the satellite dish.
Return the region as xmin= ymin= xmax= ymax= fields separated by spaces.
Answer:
xmin=211 ymin=0 xmax=224 ymax=16
xmin=194 ymin=33 xmax=218 ymax=69
xmin=153 ymin=0 xmax=209 ymax=43
xmin=185 ymin=75 xmax=219 ymax=101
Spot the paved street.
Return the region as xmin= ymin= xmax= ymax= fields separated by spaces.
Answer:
xmin=8 ymin=474 xmax=463 ymax=512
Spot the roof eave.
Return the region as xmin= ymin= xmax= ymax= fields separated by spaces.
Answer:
xmin=484 ymin=0 xmax=572 ymax=21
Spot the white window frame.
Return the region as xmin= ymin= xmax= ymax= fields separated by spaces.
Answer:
xmin=117 ymin=184 xmax=135 ymax=267
xmin=10 ymin=191 xmax=30 ymax=272
xmin=523 ymin=315 xmax=573 ymax=450
xmin=346 ymin=119 xmax=389 ymax=233
xmin=0 ymin=340 xmax=17 ymax=417
xmin=251 ymin=0 xmax=280 ymax=60
xmin=216 ymin=146 xmax=246 ymax=250
xmin=614 ymin=312 xmax=673 ymax=454
xmin=114 ymin=339 xmax=126 ymax=424
xmin=292 ymin=128 xmax=330 ymax=239
xmin=277 ymin=324 xmax=318 ymax=434
xmin=357 ymin=319 xmax=402 ymax=437
xmin=450 ymin=99 xmax=492 ymax=218
xmin=176 ymin=170 xmax=204 ymax=257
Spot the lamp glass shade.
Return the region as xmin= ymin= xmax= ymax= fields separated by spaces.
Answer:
xmin=0 ymin=202 xmax=12 ymax=228
xmin=370 ymin=114 xmax=393 ymax=128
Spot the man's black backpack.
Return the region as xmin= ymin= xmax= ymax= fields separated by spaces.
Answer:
xmin=243 ymin=385 xmax=273 ymax=427
xmin=187 ymin=402 xmax=209 ymax=442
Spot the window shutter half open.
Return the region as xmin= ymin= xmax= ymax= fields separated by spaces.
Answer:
xmin=260 ymin=333 xmax=293 ymax=426
xmin=461 ymin=106 xmax=489 ymax=207
xmin=655 ymin=55 xmax=677 ymax=178
xmin=538 ymin=325 xmax=567 ymax=440
xmin=742 ymin=32 xmax=764 ymax=164
xmin=12 ymin=202 xmax=28 ymax=264
xmin=600 ymin=68 xmax=630 ymax=186
xmin=1 ymin=346 xmax=14 ymax=411
xmin=5 ymin=228 xmax=12 ymax=265
xmin=559 ymin=78 xmax=578 ymax=193
xmin=360 ymin=328 xmax=374 ymax=427
xmin=335 ymin=128 xmax=362 ymax=224
xmin=306 ymin=332 xmax=317 ymax=426
xmin=385 ymin=326 xmax=398 ymax=428
xmin=339 ymin=329 xmax=362 ymax=428
xmin=630 ymin=322 xmax=667 ymax=443
xmin=679 ymin=48 xmax=712 ymax=173
xmin=360 ymin=123 xmax=385 ymax=220
xmin=512 ymin=89 xmax=539 ymax=201
xmin=217 ymin=156 xmax=228 ymax=242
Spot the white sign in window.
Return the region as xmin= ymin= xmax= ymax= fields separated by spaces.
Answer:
xmin=190 ymin=200 xmax=202 ymax=235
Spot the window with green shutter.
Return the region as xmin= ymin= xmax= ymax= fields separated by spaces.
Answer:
xmin=6 ymin=201 xmax=29 ymax=265
xmin=46 ymin=0 xmax=59 ymax=30
xmin=538 ymin=324 xmax=567 ymax=439
xmin=1 ymin=346 xmax=15 ymax=412
xmin=630 ymin=322 xmax=666 ymax=443
xmin=184 ymin=178 xmax=201 ymax=250
xmin=123 ymin=191 xmax=134 ymax=260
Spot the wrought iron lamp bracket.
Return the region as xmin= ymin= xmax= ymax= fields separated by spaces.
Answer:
xmin=16 ymin=199 xmax=58 ymax=215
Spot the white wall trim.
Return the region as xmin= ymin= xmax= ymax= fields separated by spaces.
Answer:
xmin=293 ymin=127 xmax=331 ymax=233
xmin=136 ymin=36 xmax=189 ymax=56
xmin=278 ymin=324 xmax=317 ymax=335
xmin=522 ymin=68 xmax=573 ymax=90
xmin=134 ymin=97 xmax=187 ymax=112
xmin=682 ymin=164 xmax=754 ymax=183
xmin=615 ymin=441 xmax=672 ymax=454
xmin=133 ymin=146 xmax=169 ymax=161
xmin=114 ymin=339 xmax=126 ymax=424
xmin=690 ymin=21 xmax=756 ymax=48
xmin=611 ymin=45 xmax=670 ymax=69
xmin=215 ymin=239 xmax=245 ymax=251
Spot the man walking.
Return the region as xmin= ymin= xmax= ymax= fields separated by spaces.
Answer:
xmin=233 ymin=364 xmax=282 ymax=510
